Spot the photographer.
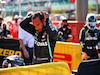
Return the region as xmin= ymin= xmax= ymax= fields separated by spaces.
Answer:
xmin=20 ymin=11 xmax=58 ymax=64
xmin=0 ymin=22 xmax=12 ymax=38
xmin=57 ymin=17 xmax=72 ymax=42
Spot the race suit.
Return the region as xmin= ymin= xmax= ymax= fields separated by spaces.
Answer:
xmin=79 ymin=25 xmax=100 ymax=59
xmin=20 ymin=16 xmax=58 ymax=64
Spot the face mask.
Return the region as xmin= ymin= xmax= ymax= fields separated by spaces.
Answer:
xmin=3 ymin=26 xmax=6 ymax=30
xmin=90 ymin=25 xmax=95 ymax=30
xmin=63 ymin=24 xmax=68 ymax=28
xmin=89 ymin=22 xmax=96 ymax=31
xmin=15 ymin=19 xmax=18 ymax=22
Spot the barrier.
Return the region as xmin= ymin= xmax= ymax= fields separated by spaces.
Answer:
xmin=0 ymin=62 xmax=71 ymax=75
xmin=68 ymin=21 xmax=85 ymax=43
xmin=53 ymin=41 xmax=82 ymax=71
xmin=77 ymin=59 xmax=100 ymax=75
xmin=0 ymin=38 xmax=21 ymax=68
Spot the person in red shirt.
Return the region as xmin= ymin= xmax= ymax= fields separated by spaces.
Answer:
xmin=12 ymin=15 xmax=19 ymax=39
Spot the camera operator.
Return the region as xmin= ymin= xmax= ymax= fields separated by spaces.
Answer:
xmin=57 ymin=16 xmax=72 ymax=42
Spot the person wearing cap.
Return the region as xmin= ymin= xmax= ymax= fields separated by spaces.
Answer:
xmin=12 ymin=15 xmax=19 ymax=38
xmin=18 ymin=15 xmax=23 ymax=23
xmin=19 ymin=11 xmax=34 ymax=65
xmin=57 ymin=17 xmax=72 ymax=42
xmin=0 ymin=22 xmax=12 ymax=38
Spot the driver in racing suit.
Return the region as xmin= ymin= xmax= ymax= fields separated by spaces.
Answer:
xmin=20 ymin=11 xmax=58 ymax=64
xmin=79 ymin=14 xmax=100 ymax=60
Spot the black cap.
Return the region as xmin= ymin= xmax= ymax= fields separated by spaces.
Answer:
xmin=62 ymin=19 xmax=67 ymax=22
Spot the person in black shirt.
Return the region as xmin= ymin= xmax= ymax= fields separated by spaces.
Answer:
xmin=57 ymin=17 xmax=72 ymax=42
xmin=0 ymin=22 xmax=12 ymax=38
xmin=79 ymin=14 xmax=100 ymax=60
xmin=20 ymin=11 xmax=58 ymax=64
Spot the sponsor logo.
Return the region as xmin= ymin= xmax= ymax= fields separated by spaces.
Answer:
xmin=0 ymin=48 xmax=22 ymax=57
xmin=66 ymin=30 xmax=69 ymax=33
xmin=53 ymin=53 xmax=72 ymax=70
xmin=34 ymin=40 xmax=48 ymax=46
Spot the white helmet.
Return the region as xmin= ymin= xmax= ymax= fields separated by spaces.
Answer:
xmin=86 ymin=14 xmax=97 ymax=31
xmin=2 ymin=55 xmax=25 ymax=68
xmin=19 ymin=15 xmax=23 ymax=19
xmin=14 ymin=15 xmax=19 ymax=19
xmin=60 ymin=16 xmax=66 ymax=21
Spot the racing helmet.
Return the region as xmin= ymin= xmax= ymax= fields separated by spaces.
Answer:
xmin=86 ymin=14 xmax=97 ymax=31
xmin=2 ymin=55 xmax=25 ymax=68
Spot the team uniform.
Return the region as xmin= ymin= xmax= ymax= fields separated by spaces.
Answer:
xmin=20 ymin=16 xmax=58 ymax=64
xmin=79 ymin=25 xmax=100 ymax=59
xmin=79 ymin=14 xmax=100 ymax=60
